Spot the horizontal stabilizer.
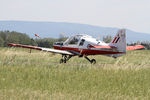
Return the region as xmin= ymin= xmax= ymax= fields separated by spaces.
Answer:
xmin=127 ymin=45 xmax=145 ymax=50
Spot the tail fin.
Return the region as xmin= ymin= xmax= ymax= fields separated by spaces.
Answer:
xmin=109 ymin=29 xmax=126 ymax=56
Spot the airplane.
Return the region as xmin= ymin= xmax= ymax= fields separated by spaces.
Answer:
xmin=8 ymin=29 xmax=145 ymax=64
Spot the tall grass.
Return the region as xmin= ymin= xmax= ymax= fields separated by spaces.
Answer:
xmin=0 ymin=47 xmax=150 ymax=100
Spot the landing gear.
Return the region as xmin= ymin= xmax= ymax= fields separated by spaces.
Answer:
xmin=91 ymin=59 xmax=96 ymax=64
xmin=59 ymin=55 xmax=96 ymax=64
xmin=60 ymin=55 xmax=72 ymax=63
xmin=84 ymin=56 xmax=96 ymax=64
xmin=60 ymin=59 xmax=64 ymax=63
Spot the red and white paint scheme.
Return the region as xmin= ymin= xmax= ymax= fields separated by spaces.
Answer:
xmin=8 ymin=29 xmax=145 ymax=64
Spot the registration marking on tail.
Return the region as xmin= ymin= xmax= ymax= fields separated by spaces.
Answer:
xmin=112 ymin=37 xmax=117 ymax=43
xmin=115 ymin=37 xmax=120 ymax=43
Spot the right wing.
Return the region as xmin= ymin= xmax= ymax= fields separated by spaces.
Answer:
xmin=8 ymin=43 xmax=74 ymax=55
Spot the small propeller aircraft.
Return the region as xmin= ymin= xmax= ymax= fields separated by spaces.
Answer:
xmin=8 ymin=29 xmax=144 ymax=64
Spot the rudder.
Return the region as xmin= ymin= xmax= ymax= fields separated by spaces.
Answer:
xmin=109 ymin=29 xmax=126 ymax=57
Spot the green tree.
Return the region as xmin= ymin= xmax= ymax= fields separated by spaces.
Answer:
xmin=0 ymin=36 xmax=4 ymax=47
xmin=103 ymin=35 xmax=112 ymax=43
xmin=5 ymin=31 xmax=32 ymax=46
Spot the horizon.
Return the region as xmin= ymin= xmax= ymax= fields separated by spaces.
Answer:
xmin=0 ymin=20 xmax=150 ymax=34
xmin=0 ymin=20 xmax=150 ymax=43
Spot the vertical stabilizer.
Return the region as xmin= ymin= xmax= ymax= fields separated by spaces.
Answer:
xmin=109 ymin=29 xmax=126 ymax=57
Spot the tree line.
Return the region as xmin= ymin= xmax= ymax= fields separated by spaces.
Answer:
xmin=0 ymin=31 xmax=35 ymax=47
xmin=0 ymin=31 xmax=150 ymax=49
xmin=0 ymin=31 xmax=66 ymax=48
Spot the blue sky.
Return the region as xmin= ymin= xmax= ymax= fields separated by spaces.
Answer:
xmin=0 ymin=0 xmax=150 ymax=33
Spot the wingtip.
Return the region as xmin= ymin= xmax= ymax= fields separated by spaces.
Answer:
xmin=8 ymin=43 xmax=16 ymax=46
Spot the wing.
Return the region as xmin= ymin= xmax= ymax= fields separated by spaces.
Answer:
xmin=8 ymin=43 xmax=74 ymax=55
xmin=127 ymin=45 xmax=145 ymax=51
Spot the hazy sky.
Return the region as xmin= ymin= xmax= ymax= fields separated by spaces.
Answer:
xmin=0 ymin=0 xmax=150 ymax=33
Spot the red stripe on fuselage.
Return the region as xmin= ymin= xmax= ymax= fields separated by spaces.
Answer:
xmin=53 ymin=46 xmax=124 ymax=55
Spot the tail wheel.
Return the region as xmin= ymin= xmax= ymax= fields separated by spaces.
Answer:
xmin=60 ymin=59 xmax=64 ymax=63
xmin=91 ymin=59 xmax=96 ymax=64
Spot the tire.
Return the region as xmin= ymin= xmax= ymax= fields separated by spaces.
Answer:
xmin=91 ymin=59 xmax=96 ymax=64
xmin=64 ymin=59 xmax=66 ymax=63
xmin=60 ymin=59 xmax=64 ymax=63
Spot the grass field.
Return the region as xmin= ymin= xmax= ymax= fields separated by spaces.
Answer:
xmin=0 ymin=47 xmax=150 ymax=100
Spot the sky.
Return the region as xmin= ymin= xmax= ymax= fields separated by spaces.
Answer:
xmin=0 ymin=0 xmax=150 ymax=33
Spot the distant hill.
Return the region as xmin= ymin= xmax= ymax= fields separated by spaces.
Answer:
xmin=0 ymin=21 xmax=150 ymax=43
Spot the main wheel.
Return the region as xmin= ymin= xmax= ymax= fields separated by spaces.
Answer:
xmin=91 ymin=59 xmax=96 ymax=64
xmin=63 ymin=59 xmax=66 ymax=63
xmin=60 ymin=59 xmax=64 ymax=63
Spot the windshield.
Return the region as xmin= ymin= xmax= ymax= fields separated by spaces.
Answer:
xmin=64 ymin=36 xmax=80 ymax=45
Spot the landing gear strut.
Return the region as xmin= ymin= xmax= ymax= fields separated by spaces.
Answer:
xmin=84 ymin=56 xmax=96 ymax=64
xmin=60 ymin=55 xmax=72 ymax=63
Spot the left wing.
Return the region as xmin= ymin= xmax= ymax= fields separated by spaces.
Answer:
xmin=8 ymin=43 xmax=74 ymax=55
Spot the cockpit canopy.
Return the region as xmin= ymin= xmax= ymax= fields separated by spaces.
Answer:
xmin=68 ymin=36 xmax=79 ymax=45
xmin=64 ymin=35 xmax=83 ymax=45
xmin=63 ymin=34 xmax=108 ymax=46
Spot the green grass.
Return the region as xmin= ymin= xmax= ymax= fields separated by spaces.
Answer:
xmin=0 ymin=47 xmax=150 ymax=100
